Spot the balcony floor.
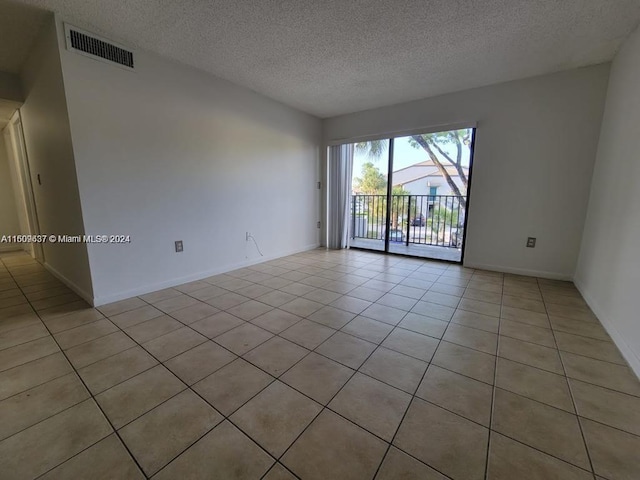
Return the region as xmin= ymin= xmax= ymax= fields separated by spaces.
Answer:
xmin=350 ymin=238 xmax=462 ymax=262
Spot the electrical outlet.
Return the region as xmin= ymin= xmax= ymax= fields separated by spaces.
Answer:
xmin=175 ymin=240 xmax=183 ymax=252
xmin=246 ymin=232 xmax=250 ymax=241
xmin=526 ymin=237 xmax=536 ymax=248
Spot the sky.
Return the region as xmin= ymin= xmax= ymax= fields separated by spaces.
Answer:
xmin=351 ymin=131 xmax=472 ymax=187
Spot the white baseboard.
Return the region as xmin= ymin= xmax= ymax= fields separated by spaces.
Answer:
xmin=43 ymin=262 xmax=95 ymax=306
xmin=92 ymin=243 xmax=320 ymax=306
xmin=463 ymin=261 xmax=573 ymax=281
xmin=573 ymin=279 xmax=640 ymax=380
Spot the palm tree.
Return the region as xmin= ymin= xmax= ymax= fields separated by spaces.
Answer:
xmin=356 ymin=129 xmax=471 ymax=209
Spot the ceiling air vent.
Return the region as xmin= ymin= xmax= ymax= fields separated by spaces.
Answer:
xmin=64 ymin=24 xmax=134 ymax=70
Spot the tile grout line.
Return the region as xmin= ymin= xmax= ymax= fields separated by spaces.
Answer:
xmin=0 ymin=256 xmax=150 ymax=480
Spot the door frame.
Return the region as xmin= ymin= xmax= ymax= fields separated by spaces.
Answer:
xmin=4 ymin=111 xmax=44 ymax=262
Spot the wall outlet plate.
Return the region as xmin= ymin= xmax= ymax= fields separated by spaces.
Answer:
xmin=175 ymin=240 xmax=183 ymax=252
xmin=526 ymin=237 xmax=536 ymax=248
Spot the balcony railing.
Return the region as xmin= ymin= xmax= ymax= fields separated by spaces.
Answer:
xmin=351 ymin=194 xmax=466 ymax=248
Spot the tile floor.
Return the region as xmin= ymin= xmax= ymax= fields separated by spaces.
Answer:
xmin=1 ymin=248 xmax=639 ymax=479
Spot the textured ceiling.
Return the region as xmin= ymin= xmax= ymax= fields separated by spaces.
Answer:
xmin=0 ymin=1 xmax=48 ymax=74
xmin=2 ymin=0 xmax=640 ymax=117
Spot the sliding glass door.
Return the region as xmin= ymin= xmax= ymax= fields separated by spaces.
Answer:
xmin=348 ymin=128 xmax=475 ymax=262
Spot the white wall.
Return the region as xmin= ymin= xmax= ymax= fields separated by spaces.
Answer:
xmin=19 ymin=17 xmax=93 ymax=299
xmin=575 ymin=26 xmax=640 ymax=376
xmin=56 ymin=20 xmax=321 ymax=305
xmin=325 ymin=65 xmax=610 ymax=279
xmin=0 ymin=132 xmax=22 ymax=251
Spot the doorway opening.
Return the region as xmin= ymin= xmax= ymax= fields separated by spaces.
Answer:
xmin=1 ymin=109 xmax=43 ymax=261
xmin=348 ymin=127 xmax=475 ymax=263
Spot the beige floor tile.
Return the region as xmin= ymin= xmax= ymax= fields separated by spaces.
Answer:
xmin=554 ymin=331 xmax=626 ymax=364
xmin=257 ymin=290 xmax=298 ymax=307
xmin=499 ymin=320 xmax=556 ymax=348
xmin=96 ymin=365 xmax=185 ymax=428
xmin=342 ymin=316 xmax=394 ymax=343
xmin=377 ymin=293 xmax=419 ymax=311
xmin=360 ymin=346 xmax=428 ymax=393
xmin=282 ymin=409 xmax=387 ymax=480
xmin=329 ymin=373 xmax=411 ymax=441
xmin=231 ymin=381 xmax=322 ymax=456
xmin=501 ymin=305 xmax=550 ymax=328
xmin=394 ymin=398 xmax=488 ymax=480
xmin=139 ymin=288 xmax=183 ymax=304
xmin=43 ymin=308 xmax=104 ymax=334
xmin=53 ymin=318 xmax=118 ymax=350
xmin=444 ymin=323 xmax=498 ymax=354
xmin=226 ymin=299 xmax=274 ymax=321
xmin=236 ymin=283 xmax=274 ymax=299
xmin=463 ymin=287 xmax=502 ymax=305
xmin=280 ymin=282 xmax=316 ymax=296
xmin=561 ymin=351 xmax=640 ymax=396
xmin=492 ymin=389 xmax=590 ymax=469
xmin=120 ymin=389 xmax=222 ymax=476
xmin=0 ymin=335 xmax=59 ymax=372
xmin=581 ymin=417 xmax=640 ymax=480
xmin=153 ymin=420 xmax=273 ymax=480
xmin=302 ymin=288 xmax=342 ymax=305
xmin=398 ymin=312 xmax=448 ymax=338
xmin=360 ymin=303 xmax=408 ymax=325
xmin=193 ymin=358 xmax=273 ymax=415
xmin=39 ymin=300 xmax=93 ymax=322
xmin=458 ymin=297 xmax=501 ymax=317
xmin=0 ymin=322 xmax=49 ymax=351
xmin=570 ymin=379 xmax=640 ymax=436
xmin=188 ymin=285 xmax=227 ymax=301
xmin=451 ymin=309 xmax=499 ymax=333
xmin=280 ymin=352 xmax=353 ymax=404
xmin=39 ymin=434 xmax=144 ymax=480
xmin=205 ymin=291 xmax=250 ymax=310
xmin=347 ymin=286 xmax=385 ymax=302
xmin=308 ymin=305 xmax=355 ymax=329
xmin=243 ymin=336 xmax=308 ymax=376
xmin=382 ymin=328 xmax=439 ymax=362
xmin=329 ymin=294 xmax=374 ymax=315
xmin=169 ymin=302 xmax=220 ymax=324
xmin=142 ymin=327 xmax=207 ymax=361
xmin=502 ymin=294 xmax=546 ymax=313
xmin=316 ymin=331 xmax=377 ymax=369
xmin=214 ymin=322 xmax=273 ymax=355
xmin=498 ymin=336 xmax=564 ymax=374
xmin=31 ymin=292 xmax=81 ymax=311
xmin=495 ymin=357 xmax=574 ymax=411
xmin=98 ymin=297 xmax=147 ymax=317
xmin=417 ymin=365 xmax=493 ymax=426
xmin=0 ymin=399 xmax=112 ymax=479
xmin=546 ymin=304 xmax=597 ymax=322
xmin=280 ymin=319 xmax=336 ymax=349
xmin=550 ymin=315 xmax=610 ymax=341
xmin=410 ymin=301 xmax=455 ymax=321
xmin=487 ymin=432 xmax=593 ymax=480
xmin=109 ymin=304 xmax=165 ymax=329
xmin=149 ymin=291 xmax=199 ymax=311
xmin=0 ymin=312 xmax=41 ymax=336
xmin=376 ymin=446 xmax=448 ymax=480
xmin=190 ymin=311 xmax=245 ymax=338
xmin=66 ymin=331 xmax=137 ymax=370
xmin=124 ymin=315 xmax=183 ymax=343
xmin=174 ymin=280 xmax=211 ymax=294
xmin=250 ymin=309 xmax=302 ymax=334
xmin=78 ymin=346 xmax=158 ymax=394
xmin=432 ymin=340 xmax=496 ymax=384
xmin=0 ymin=352 xmax=72 ymax=401
xmin=279 ymin=297 xmax=324 ymax=317
xmin=0 ymin=372 xmax=89 ymax=441
xmin=263 ymin=463 xmax=297 ymax=480
xmin=165 ymin=341 xmax=236 ymax=384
